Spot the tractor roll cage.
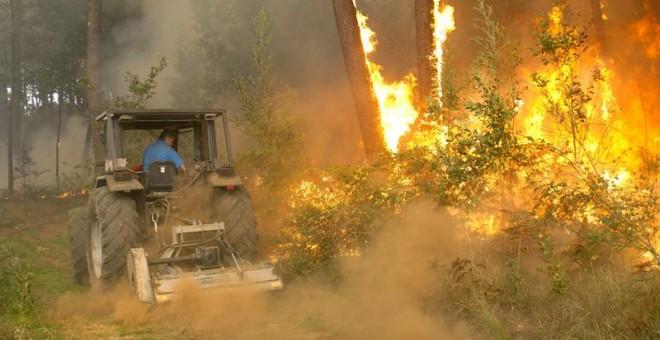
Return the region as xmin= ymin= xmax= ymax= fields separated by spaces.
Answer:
xmin=96 ymin=109 xmax=234 ymax=172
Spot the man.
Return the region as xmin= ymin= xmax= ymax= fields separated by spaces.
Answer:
xmin=142 ymin=129 xmax=188 ymax=175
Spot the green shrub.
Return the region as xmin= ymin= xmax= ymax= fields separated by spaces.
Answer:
xmin=0 ymin=244 xmax=51 ymax=339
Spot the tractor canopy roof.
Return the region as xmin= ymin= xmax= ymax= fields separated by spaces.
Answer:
xmin=96 ymin=109 xmax=226 ymax=131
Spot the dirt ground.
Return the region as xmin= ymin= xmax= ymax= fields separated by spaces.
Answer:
xmin=0 ymin=196 xmax=476 ymax=340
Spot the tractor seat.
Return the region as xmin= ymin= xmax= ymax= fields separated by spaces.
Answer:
xmin=146 ymin=161 xmax=176 ymax=192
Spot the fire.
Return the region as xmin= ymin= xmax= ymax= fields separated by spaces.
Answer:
xmin=333 ymin=2 xmax=658 ymax=263
xmin=432 ymin=2 xmax=456 ymax=100
xmin=549 ymin=5 xmax=563 ymax=31
xmin=633 ymin=13 xmax=660 ymax=59
xmin=354 ymin=5 xmax=418 ymax=152
xmin=596 ymin=60 xmax=618 ymax=121
xmin=523 ymin=58 xmax=623 ymax=155
xmin=599 ymin=1 xmax=608 ymax=21
xmin=353 ymin=1 xmax=454 ymax=153
xmin=602 ymin=169 xmax=629 ymax=188
xmin=54 ymin=188 xmax=91 ymax=199
xmin=521 ymin=7 xmax=627 ymax=162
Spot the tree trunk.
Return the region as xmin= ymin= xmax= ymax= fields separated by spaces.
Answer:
xmin=87 ymin=0 xmax=105 ymax=163
xmin=331 ymin=0 xmax=386 ymax=160
xmin=415 ymin=0 xmax=434 ymax=111
xmin=589 ymin=0 xmax=608 ymax=54
xmin=8 ymin=0 xmax=24 ymax=198
xmin=56 ymin=95 xmax=63 ymax=190
xmin=4 ymin=83 xmax=12 ymax=197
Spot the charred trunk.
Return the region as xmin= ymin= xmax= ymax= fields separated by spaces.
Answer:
xmin=415 ymin=0 xmax=435 ymax=111
xmin=589 ymin=0 xmax=608 ymax=55
xmin=331 ymin=0 xmax=386 ymax=160
xmin=86 ymin=0 xmax=105 ymax=162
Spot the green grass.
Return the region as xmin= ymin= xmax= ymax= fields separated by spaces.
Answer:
xmin=0 ymin=196 xmax=173 ymax=339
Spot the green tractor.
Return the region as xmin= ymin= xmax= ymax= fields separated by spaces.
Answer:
xmin=68 ymin=109 xmax=282 ymax=303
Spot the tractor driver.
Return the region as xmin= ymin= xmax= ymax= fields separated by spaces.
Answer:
xmin=142 ymin=129 xmax=188 ymax=176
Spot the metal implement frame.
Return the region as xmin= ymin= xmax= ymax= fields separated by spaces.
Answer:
xmin=127 ymin=220 xmax=283 ymax=304
xmin=153 ymin=262 xmax=283 ymax=302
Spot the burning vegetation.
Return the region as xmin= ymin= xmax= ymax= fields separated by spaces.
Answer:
xmin=1 ymin=0 xmax=659 ymax=338
xmin=271 ymin=0 xmax=660 ymax=337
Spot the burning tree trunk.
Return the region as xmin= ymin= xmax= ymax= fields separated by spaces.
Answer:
xmin=7 ymin=0 xmax=24 ymax=197
xmin=415 ymin=0 xmax=435 ymax=111
xmin=331 ymin=0 xmax=386 ymax=160
xmin=86 ymin=0 xmax=105 ymax=162
xmin=589 ymin=0 xmax=608 ymax=54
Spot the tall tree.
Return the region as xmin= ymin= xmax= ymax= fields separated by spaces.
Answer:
xmin=415 ymin=0 xmax=434 ymax=110
xmin=7 ymin=0 xmax=24 ymax=197
xmin=171 ymin=0 xmax=262 ymax=108
xmin=55 ymin=97 xmax=63 ymax=189
xmin=589 ymin=0 xmax=608 ymax=54
xmin=331 ymin=0 xmax=386 ymax=160
xmin=86 ymin=0 xmax=104 ymax=161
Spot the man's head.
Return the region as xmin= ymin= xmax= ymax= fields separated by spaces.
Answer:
xmin=159 ymin=129 xmax=177 ymax=147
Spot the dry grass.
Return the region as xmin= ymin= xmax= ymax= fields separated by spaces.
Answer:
xmin=429 ymin=246 xmax=660 ymax=339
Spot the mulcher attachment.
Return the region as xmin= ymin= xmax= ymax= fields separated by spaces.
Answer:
xmin=126 ymin=221 xmax=282 ymax=303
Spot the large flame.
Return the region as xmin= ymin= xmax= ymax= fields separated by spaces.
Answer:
xmin=516 ymin=5 xmax=660 ymax=259
xmin=354 ymin=1 xmax=454 ymax=153
xmin=634 ymin=12 xmax=660 ymax=59
xmin=354 ymin=6 xmax=418 ymax=152
xmin=521 ymin=6 xmax=631 ymax=162
xmin=344 ymin=2 xmax=658 ymax=262
xmin=432 ymin=2 xmax=456 ymax=100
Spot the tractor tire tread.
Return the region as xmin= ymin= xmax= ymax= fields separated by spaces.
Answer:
xmin=68 ymin=207 xmax=90 ymax=285
xmin=89 ymin=186 xmax=141 ymax=283
xmin=213 ymin=188 xmax=258 ymax=260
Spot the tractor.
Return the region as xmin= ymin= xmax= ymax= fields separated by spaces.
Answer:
xmin=67 ymin=109 xmax=282 ymax=303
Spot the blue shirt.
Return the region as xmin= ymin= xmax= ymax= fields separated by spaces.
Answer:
xmin=142 ymin=140 xmax=184 ymax=171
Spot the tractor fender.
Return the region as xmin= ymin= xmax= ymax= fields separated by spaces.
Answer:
xmin=95 ymin=175 xmax=144 ymax=192
xmin=94 ymin=176 xmax=107 ymax=189
xmin=207 ymin=172 xmax=243 ymax=187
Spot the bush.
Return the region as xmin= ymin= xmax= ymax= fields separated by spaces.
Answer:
xmin=274 ymin=157 xmax=418 ymax=282
xmin=0 ymin=244 xmax=51 ymax=339
xmin=271 ymin=2 xmax=660 ymax=338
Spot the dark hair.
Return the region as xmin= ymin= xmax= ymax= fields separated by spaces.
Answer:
xmin=159 ymin=129 xmax=177 ymax=141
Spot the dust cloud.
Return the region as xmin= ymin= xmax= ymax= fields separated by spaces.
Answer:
xmin=280 ymin=200 xmax=477 ymax=339
xmin=54 ymin=200 xmax=478 ymax=339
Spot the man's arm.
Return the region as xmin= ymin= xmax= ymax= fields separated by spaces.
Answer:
xmin=165 ymin=148 xmax=188 ymax=176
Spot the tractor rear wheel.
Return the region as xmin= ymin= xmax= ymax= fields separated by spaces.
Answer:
xmin=87 ymin=186 xmax=141 ymax=287
xmin=212 ymin=187 xmax=258 ymax=261
xmin=68 ymin=207 xmax=90 ymax=285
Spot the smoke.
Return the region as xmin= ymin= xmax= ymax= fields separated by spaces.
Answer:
xmin=0 ymin=112 xmax=87 ymax=190
xmin=42 ymin=0 xmax=660 ymax=335
xmin=284 ymin=200 xmax=477 ymax=339
xmin=54 ymin=200 xmax=478 ymax=339
xmin=1 ymin=0 xmax=656 ymax=190
xmin=103 ymin=0 xmax=194 ymax=108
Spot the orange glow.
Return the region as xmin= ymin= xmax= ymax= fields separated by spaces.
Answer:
xmin=633 ymin=14 xmax=660 ymax=59
xmin=353 ymin=1 xmax=454 ymax=153
xmin=600 ymin=1 xmax=608 ymax=21
xmin=432 ymin=2 xmax=456 ymax=100
xmin=54 ymin=188 xmax=90 ymax=199
xmin=354 ymin=4 xmax=419 ymax=152
xmin=549 ymin=5 xmax=563 ymax=31
xmin=340 ymin=2 xmax=659 ymax=262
